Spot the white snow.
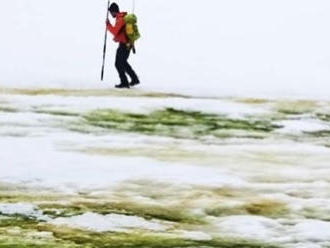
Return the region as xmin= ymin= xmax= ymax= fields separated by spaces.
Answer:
xmin=0 ymin=93 xmax=269 ymax=118
xmin=274 ymin=119 xmax=329 ymax=134
xmin=0 ymin=203 xmax=36 ymax=216
xmin=1 ymin=1 xmax=330 ymax=98
xmin=0 ymin=135 xmax=246 ymax=191
xmin=213 ymin=216 xmax=330 ymax=246
xmin=291 ymin=220 xmax=330 ymax=243
xmin=213 ymin=215 xmax=284 ymax=240
xmin=178 ymin=231 xmax=212 ymax=241
xmin=0 ymin=203 xmax=49 ymax=221
xmin=50 ymin=212 xmax=169 ymax=232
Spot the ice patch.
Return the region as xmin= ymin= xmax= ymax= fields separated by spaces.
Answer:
xmin=50 ymin=212 xmax=169 ymax=232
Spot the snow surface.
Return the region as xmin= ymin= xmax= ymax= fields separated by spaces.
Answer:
xmin=0 ymin=203 xmax=37 ymax=216
xmin=50 ymin=212 xmax=169 ymax=232
xmin=0 ymin=93 xmax=270 ymax=117
xmin=274 ymin=119 xmax=329 ymax=134
xmin=213 ymin=215 xmax=284 ymax=240
xmin=0 ymin=93 xmax=330 ymax=246
xmin=0 ymin=135 xmax=246 ymax=191
xmin=291 ymin=220 xmax=330 ymax=243
xmin=178 ymin=231 xmax=212 ymax=241
xmin=213 ymin=216 xmax=330 ymax=247
xmin=0 ymin=203 xmax=49 ymax=221
xmin=1 ymin=1 xmax=330 ymax=244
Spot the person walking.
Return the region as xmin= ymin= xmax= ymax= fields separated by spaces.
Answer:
xmin=106 ymin=2 xmax=140 ymax=89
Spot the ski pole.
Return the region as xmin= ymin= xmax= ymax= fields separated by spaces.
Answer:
xmin=132 ymin=0 xmax=136 ymax=14
xmin=101 ymin=0 xmax=111 ymax=81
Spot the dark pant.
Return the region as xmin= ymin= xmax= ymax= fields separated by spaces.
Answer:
xmin=115 ymin=43 xmax=139 ymax=86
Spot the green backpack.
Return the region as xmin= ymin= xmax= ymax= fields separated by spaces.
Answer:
xmin=124 ymin=14 xmax=141 ymax=45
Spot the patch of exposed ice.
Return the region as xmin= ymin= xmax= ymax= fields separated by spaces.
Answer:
xmin=50 ymin=212 xmax=169 ymax=232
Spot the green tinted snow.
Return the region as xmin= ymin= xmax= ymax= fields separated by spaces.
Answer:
xmin=82 ymin=108 xmax=281 ymax=139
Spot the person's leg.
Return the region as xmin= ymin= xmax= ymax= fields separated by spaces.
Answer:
xmin=120 ymin=44 xmax=140 ymax=85
xmin=124 ymin=54 xmax=140 ymax=85
xmin=115 ymin=44 xmax=130 ymax=87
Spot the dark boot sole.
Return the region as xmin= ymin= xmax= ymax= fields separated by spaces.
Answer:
xmin=129 ymin=82 xmax=140 ymax=87
xmin=115 ymin=85 xmax=130 ymax=89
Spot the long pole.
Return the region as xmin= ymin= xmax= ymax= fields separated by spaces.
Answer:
xmin=132 ymin=0 xmax=135 ymax=14
xmin=101 ymin=0 xmax=111 ymax=81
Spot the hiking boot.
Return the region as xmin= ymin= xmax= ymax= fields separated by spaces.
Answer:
xmin=115 ymin=83 xmax=130 ymax=89
xmin=130 ymin=80 xmax=140 ymax=87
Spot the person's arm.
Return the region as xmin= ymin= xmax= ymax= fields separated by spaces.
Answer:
xmin=106 ymin=17 xmax=125 ymax=36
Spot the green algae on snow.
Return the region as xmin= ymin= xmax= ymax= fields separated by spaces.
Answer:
xmin=0 ymin=218 xmax=78 ymax=248
xmin=0 ymin=190 xmax=285 ymax=248
xmin=0 ymin=106 xmax=19 ymax=113
xmin=0 ymin=88 xmax=193 ymax=99
xmin=316 ymin=113 xmax=330 ymax=122
xmin=34 ymin=109 xmax=81 ymax=117
xmin=300 ymin=206 xmax=330 ymax=222
xmin=82 ymin=147 xmax=212 ymax=164
xmin=305 ymin=130 xmax=330 ymax=137
xmin=0 ymin=201 xmax=282 ymax=248
xmin=0 ymin=191 xmax=72 ymax=204
xmin=82 ymin=108 xmax=281 ymax=139
xmin=38 ymin=201 xmax=203 ymax=224
xmin=0 ymin=216 xmax=282 ymax=248
xmin=275 ymin=100 xmax=319 ymax=115
xmin=0 ymin=216 xmax=39 ymax=229
xmin=205 ymin=199 xmax=288 ymax=218
xmin=235 ymin=98 xmax=270 ymax=105
xmin=35 ymin=227 xmax=281 ymax=248
xmin=0 ymin=188 xmax=203 ymax=225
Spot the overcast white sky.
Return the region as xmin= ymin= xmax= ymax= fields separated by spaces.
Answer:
xmin=0 ymin=0 xmax=329 ymax=97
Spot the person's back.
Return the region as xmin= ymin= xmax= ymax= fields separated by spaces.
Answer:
xmin=106 ymin=2 xmax=140 ymax=89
